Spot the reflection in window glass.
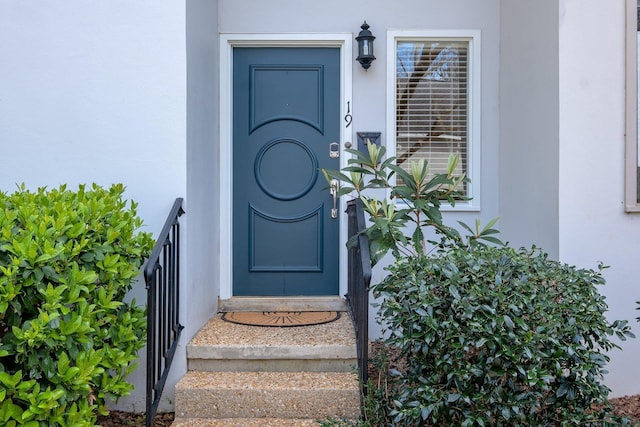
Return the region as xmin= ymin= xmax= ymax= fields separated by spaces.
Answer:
xmin=395 ymin=40 xmax=468 ymax=192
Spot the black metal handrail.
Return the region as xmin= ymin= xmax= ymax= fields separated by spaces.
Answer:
xmin=345 ymin=198 xmax=372 ymax=387
xmin=144 ymin=198 xmax=185 ymax=427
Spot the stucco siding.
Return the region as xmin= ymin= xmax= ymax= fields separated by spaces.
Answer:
xmin=184 ymin=0 xmax=220 ymax=407
xmin=499 ymin=0 xmax=560 ymax=256
xmin=0 ymin=0 xmax=188 ymax=411
xmin=559 ymin=0 xmax=640 ymax=397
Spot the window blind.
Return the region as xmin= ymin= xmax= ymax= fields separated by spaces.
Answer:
xmin=396 ymin=40 xmax=469 ymax=190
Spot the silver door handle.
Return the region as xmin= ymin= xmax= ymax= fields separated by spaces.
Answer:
xmin=329 ymin=179 xmax=339 ymax=219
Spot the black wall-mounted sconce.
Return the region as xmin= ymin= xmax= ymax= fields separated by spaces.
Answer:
xmin=356 ymin=21 xmax=376 ymax=70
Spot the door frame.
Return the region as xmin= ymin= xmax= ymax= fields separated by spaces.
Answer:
xmin=219 ymin=33 xmax=353 ymax=299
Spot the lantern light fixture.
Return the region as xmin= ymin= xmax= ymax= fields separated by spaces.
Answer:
xmin=356 ymin=21 xmax=376 ymax=70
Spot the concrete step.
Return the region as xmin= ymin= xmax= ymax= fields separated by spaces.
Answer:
xmin=187 ymin=313 xmax=357 ymax=372
xmin=172 ymin=418 xmax=320 ymax=426
xmin=174 ymin=371 xmax=360 ymax=420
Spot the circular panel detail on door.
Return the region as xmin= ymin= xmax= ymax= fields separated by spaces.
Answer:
xmin=254 ymin=138 xmax=319 ymax=201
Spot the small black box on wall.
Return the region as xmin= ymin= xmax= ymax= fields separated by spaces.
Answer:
xmin=357 ymin=132 xmax=381 ymax=150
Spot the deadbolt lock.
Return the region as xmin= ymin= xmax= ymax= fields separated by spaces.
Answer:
xmin=329 ymin=142 xmax=340 ymax=159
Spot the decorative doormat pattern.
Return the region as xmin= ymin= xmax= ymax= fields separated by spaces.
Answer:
xmin=221 ymin=311 xmax=340 ymax=327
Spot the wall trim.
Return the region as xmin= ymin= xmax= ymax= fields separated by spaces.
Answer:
xmin=625 ymin=0 xmax=640 ymax=212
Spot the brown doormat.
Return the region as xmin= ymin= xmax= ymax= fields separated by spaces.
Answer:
xmin=221 ymin=311 xmax=340 ymax=327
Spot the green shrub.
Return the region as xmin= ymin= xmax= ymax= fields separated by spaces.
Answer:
xmin=0 ymin=184 xmax=153 ymax=426
xmin=323 ymin=143 xmax=634 ymax=425
xmin=374 ymin=245 xmax=634 ymax=426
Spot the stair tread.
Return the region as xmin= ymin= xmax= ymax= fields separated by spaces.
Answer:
xmin=177 ymin=370 xmax=359 ymax=391
xmin=174 ymin=371 xmax=360 ymax=420
xmin=172 ymin=418 xmax=320 ymax=426
xmin=188 ymin=313 xmax=355 ymax=349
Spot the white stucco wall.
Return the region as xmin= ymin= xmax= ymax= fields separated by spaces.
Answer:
xmin=0 ymin=1 xmax=188 ymax=412
xmin=183 ymin=0 xmax=220 ymax=400
xmin=559 ymin=0 xmax=640 ymax=397
xmin=499 ymin=0 xmax=559 ymax=257
xmin=0 ymin=2 xmax=187 ymax=211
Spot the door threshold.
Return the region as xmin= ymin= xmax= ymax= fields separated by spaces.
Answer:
xmin=218 ymin=296 xmax=348 ymax=313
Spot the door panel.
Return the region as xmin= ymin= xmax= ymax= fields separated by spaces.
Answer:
xmin=232 ymin=47 xmax=340 ymax=296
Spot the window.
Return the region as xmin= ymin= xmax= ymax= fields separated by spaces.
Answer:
xmin=625 ymin=0 xmax=640 ymax=211
xmin=387 ymin=31 xmax=481 ymax=208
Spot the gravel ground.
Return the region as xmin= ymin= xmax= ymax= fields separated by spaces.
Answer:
xmin=97 ymin=411 xmax=174 ymax=426
xmin=610 ymin=394 xmax=640 ymax=423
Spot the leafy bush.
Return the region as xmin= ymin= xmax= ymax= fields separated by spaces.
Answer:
xmin=322 ymin=142 xmax=468 ymax=265
xmin=0 ymin=184 xmax=153 ymax=426
xmin=374 ymin=246 xmax=634 ymax=426
xmin=324 ymin=143 xmax=634 ymax=426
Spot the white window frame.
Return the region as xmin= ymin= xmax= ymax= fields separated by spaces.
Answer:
xmin=386 ymin=30 xmax=481 ymax=211
xmin=625 ymin=0 xmax=640 ymax=212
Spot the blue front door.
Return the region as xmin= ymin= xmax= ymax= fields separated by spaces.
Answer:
xmin=232 ymin=47 xmax=340 ymax=296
